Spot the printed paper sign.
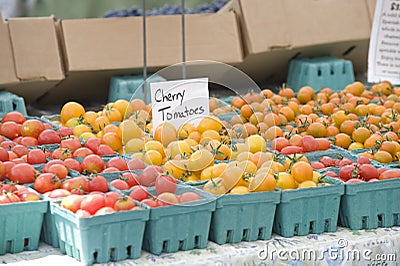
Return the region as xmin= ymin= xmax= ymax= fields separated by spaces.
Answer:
xmin=368 ymin=0 xmax=400 ymax=84
xmin=150 ymin=78 xmax=209 ymax=130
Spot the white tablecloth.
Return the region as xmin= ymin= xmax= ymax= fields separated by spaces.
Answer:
xmin=2 ymin=227 xmax=400 ymax=265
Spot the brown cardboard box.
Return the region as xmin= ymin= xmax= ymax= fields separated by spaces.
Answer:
xmin=221 ymin=0 xmax=374 ymax=84
xmin=146 ymin=13 xmax=243 ymax=67
xmin=35 ymin=12 xmax=243 ymax=105
xmin=60 ymin=12 xmax=242 ymax=72
xmin=366 ymin=0 xmax=377 ymax=22
xmin=0 ymin=15 xmax=65 ymax=103
xmin=60 ymin=17 xmax=143 ymax=72
xmin=0 ymin=13 xmax=18 ymax=86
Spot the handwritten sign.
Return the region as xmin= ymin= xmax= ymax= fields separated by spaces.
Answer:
xmin=150 ymin=78 xmax=209 ymax=130
xmin=368 ymin=0 xmax=400 ymax=84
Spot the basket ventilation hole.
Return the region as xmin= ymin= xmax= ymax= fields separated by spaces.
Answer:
xmin=362 ymin=216 xmax=369 ymax=229
xmin=317 ymin=69 xmax=322 ymax=76
xmin=24 ymin=238 xmax=29 ymax=247
xmin=179 ymin=240 xmax=184 ymax=249
xmin=330 ymin=67 xmax=334 ymax=75
xmin=324 ymin=219 xmax=330 ymax=231
xmin=12 ymin=101 xmax=17 ymax=110
xmin=226 ymin=230 xmax=233 ymax=242
xmin=194 ymin=236 xmax=200 ymax=248
xmin=162 ymin=240 xmax=169 ymax=251
xmin=258 ymin=227 xmax=264 ymax=238
xmin=309 ymin=221 xmax=315 ymax=233
xmin=394 ymin=214 xmax=400 ymax=225
xmin=242 ymin=229 xmax=249 ymax=240
xmin=294 ymin=224 xmax=299 ymax=234
xmin=93 ymin=251 xmax=98 ymax=263
xmin=109 ymin=248 xmax=115 ymax=260
xmin=6 ymin=240 xmax=12 ymax=251
xmin=126 ymin=245 xmax=131 ymax=257
xmin=378 ymin=214 xmax=383 ymax=227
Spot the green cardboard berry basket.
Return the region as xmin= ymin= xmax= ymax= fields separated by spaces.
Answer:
xmin=209 ymin=190 xmax=280 ymax=244
xmin=349 ymin=148 xmax=395 ymax=168
xmin=271 ymin=145 xmax=359 ymax=164
xmin=141 ymin=185 xmax=216 ymax=255
xmin=340 ymin=178 xmax=400 ymax=230
xmin=302 ymin=145 xmax=360 ymax=163
xmin=39 ymin=181 xmax=115 ymax=249
xmin=0 ymin=199 xmax=48 ymax=255
xmin=0 ymin=90 xmax=27 ymax=118
xmin=273 ymin=176 xmax=344 ymax=237
xmin=50 ymin=200 xmax=150 ymax=265
xmin=320 ymin=167 xmax=400 ymax=229
xmin=28 ymin=143 xmax=61 ymax=153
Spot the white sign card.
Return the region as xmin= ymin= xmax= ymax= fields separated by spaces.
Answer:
xmin=368 ymin=0 xmax=400 ymax=84
xmin=150 ymin=78 xmax=210 ymax=130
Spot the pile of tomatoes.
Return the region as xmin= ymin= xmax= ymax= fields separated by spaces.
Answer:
xmin=2 ymin=80 xmax=400 ymax=211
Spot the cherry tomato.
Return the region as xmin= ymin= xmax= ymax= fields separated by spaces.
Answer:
xmin=155 ymin=175 xmax=177 ymax=194
xmin=81 ymin=154 xmax=104 ymax=174
xmin=319 ymin=156 xmax=335 ymax=167
xmin=21 ymin=119 xmax=45 ymax=138
xmin=280 ymin=145 xmax=303 ymax=155
xmin=73 ymin=147 xmax=94 ymax=158
xmin=27 ymin=149 xmax=47 ymax=164
xmin=110 ymin=179 xmax=130 ymax=190
xmin=34 ymin=173 xmax=61 ymax=194
xmin=2 ymin=111 xmax=26 ymax=124
xmin=0 ymin=121 xmax=21 ymax=139
xmin=106 ymin=157 xmax=128 ymax=171
xmin=140 ymin=165 xmax=162 ymax=187
xmin=379 ymin=169 xmax=400 ymax=180
xmin=88 ymin=175 xmax=108 ymax=192
xmin=358 ymin=164 xmax=379 ymax=181
xmin=301 ymin=135 xmax=319 ymax=152
xmin=339 ymin=165 xmax=356 ymax=181
xmin=38 ymin=129 xmax=61 ymax=145
xmin=114 ymin=196 xmax=136 ymax=211
xmin=129 ymin=186 xmax=149 ymax=201
xmin=9 ymin=163 xmax=36 ymax=184
xmin=80 ymin=194 xmax=105 ymax=215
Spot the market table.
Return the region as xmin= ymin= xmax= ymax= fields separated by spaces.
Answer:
xmin=2 ymin=227 xmax=399 ymax=265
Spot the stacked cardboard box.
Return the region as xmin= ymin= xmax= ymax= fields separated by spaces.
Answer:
xmin=0 ymin=0 xmax=376 ymax=105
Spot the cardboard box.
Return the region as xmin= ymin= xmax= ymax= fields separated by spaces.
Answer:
xmin=146 ymin=13 xmax=243 ymax=67
xmin=221 ymin=0 xmax=374 ymax=84
xmin=35 ymin=12 xmax=243 ymax=105
xmin=0 ymin=13 xmax=18 ymax=86
xmin=60 ymin=12 xmax=242 ymax=72
xmin=0 ymin=15 xmax=65 ymax=103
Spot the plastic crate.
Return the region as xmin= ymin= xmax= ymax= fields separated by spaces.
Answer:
xmin=0 ymin=200 xmax=48 ymax=255
xmin=287 ymin=56 xmax=355 ymax=92
xmin=209 ymin=190 xmax=280 ymax=244
xmin=273 ymin=176 xmax=344 ymax=237
xmin=50 ymin=200 xmax=149 ymax=265
xmin=142 ymin=185 xmax=216 ymax=255
xmin=0 ymin=90 xmax=27 ymax=119
xmin=340 ymin=178 xmax=400 ymax=230
xmin=108 ymin=74 xmax=166 ymax=103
